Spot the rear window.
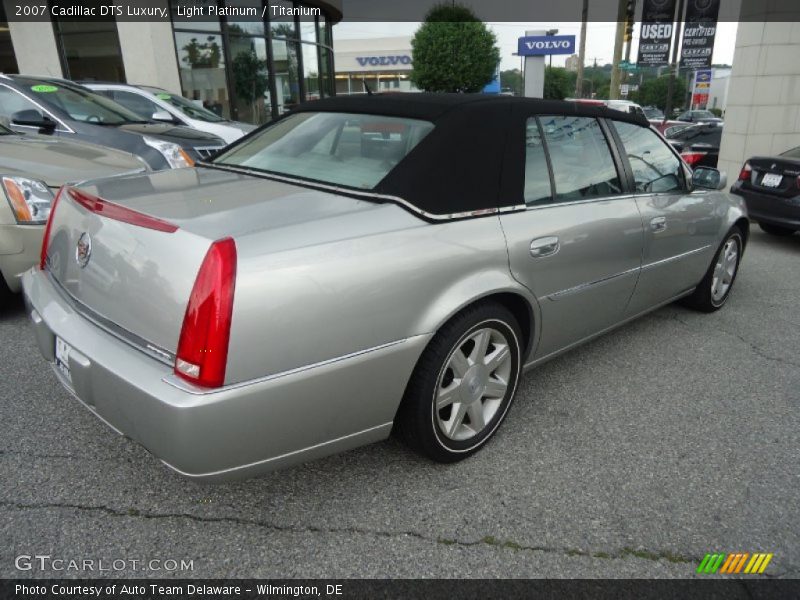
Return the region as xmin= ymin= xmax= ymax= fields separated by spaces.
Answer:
xmin=780 ymin=146 xmax=800 ymax=159
xmin=213 ymin=112 xmax=434 ymax=190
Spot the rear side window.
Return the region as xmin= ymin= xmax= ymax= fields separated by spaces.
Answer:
xmin=614 ymin=121 xmax=686 ymax=193
xmin=523 ymin=118 xmax=553 ymax=205
xmin=537 ymin=116 xmax=622 ymax=201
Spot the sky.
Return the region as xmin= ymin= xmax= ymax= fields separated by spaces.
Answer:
xmin=333 ymin=21 xmax=738 ymax=71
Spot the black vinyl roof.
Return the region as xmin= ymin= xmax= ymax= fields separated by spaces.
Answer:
xmin=295 ymin=92 xmax=650 ymax=127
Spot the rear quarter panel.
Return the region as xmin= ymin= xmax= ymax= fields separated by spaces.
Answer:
xmin=226 ymin=209 xmax=535 ymax=385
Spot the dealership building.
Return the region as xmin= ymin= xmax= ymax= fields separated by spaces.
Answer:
xmin=0 ymin=0 xmax=341 ymax=124
xmin=333 ymin=36 xmax=417 ymax=95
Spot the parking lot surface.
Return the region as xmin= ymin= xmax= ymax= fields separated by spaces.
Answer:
xmin=1 ymin=228 xmax=798 ymax=579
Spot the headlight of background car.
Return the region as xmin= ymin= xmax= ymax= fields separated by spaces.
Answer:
xmin=1 ymin=176 xmax=53 ymax=225
xmin=143 ymin=136 xmax=195 ymax=169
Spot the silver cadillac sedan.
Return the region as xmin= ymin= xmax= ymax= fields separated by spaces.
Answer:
xmin=22 ymin=94 xmax=747 ymax=481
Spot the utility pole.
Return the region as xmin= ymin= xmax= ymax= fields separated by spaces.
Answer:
xmin=575 ymin=0 xmax=588 ymax=97
xmin=609 ymin=0 xmax=628 ymax=99
xmin=663 ymin=0 xmax=685 ymax=119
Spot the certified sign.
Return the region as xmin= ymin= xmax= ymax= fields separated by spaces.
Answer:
xmin=517 ymin=35 xmax=576 ymax=56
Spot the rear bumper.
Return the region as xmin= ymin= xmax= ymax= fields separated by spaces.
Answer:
xmin=731 ymin=184 xmax=800 ymax=229
xmin=22 ymin=268 xmax=428 ymax=481
xmin=0 ymin=223 xmax=44 ymax=293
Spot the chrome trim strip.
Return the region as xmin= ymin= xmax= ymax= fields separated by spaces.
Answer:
xmin=195 ymin=161 xmax=523 ymax=221
xmin=0 ymin=83 xmax=74 ymax=134
xmin=544 ymin=266 xmax=640 ymax=301
xmin=162 ymin=421 xmax=394 ymax=479
xmin=47 ymin=272 xmax=175 ymax=367
xmin=162 ymin=337 xmax=415 ymax=395
xmin=641 ymin=244 xmax=712 ymax=271
xmin=523 ymin=193 xmax=639 ymax=211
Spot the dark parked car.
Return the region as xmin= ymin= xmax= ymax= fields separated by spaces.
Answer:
xmin=666 ymin=122 xmax=722 ymax=168
xmin=730 ymin=146 xmax=800 ymax=236
xmin=0 ymin=75 xmax=225 ymax=170
xmin=675 ymin=109 xmax=723 ymax=124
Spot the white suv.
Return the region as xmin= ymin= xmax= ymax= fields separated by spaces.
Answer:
xmin=84 ymin=83 xmax=257 ymax=144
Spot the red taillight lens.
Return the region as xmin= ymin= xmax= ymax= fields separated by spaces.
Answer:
xmin=175 ymin=238 xmax=237 ymax=388
xmin=39 ymin=186 xmax=63 ymax=270
xmin=738 ymin=161 xmax=752 ymax=182
xmin=681 ymin=151 xmax=707 ymax=166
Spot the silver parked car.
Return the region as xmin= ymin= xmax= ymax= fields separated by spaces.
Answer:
xmin=22 ymin=94 xmax=748 ymax=481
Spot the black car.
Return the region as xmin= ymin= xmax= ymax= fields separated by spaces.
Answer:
xmin=730 ymin=146 xmax=800 ymax=236
xmin=0 ymin=75 xmax=225 ymax=170
xmin=665 ymin=122 xmax=722 ymax=168
xmin=675 ymin=109 xmax=723 ymax=124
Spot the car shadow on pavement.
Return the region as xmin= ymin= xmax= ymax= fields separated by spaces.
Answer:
xmin=0 ymin=293 xmax=25 ymax=320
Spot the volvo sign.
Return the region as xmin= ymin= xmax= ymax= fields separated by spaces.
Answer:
xmin=517 ymin=35 xmax=576 ymax=56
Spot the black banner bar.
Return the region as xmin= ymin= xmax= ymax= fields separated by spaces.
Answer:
xmin=3 ymin=579 xmax=800 ymax=600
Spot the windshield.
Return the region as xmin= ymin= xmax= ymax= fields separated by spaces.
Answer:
xmin=15 ymin=78 xmax=146 ymax=125
xmin=142 ymin=87 xmax=225 ymax=123
xmin=780 ymin=146 xmax=800 ymax=159
xmin=213 ymin=112 xmax=435 ymax=190
xmin=643 ymin=108 xmax=664 ymax=119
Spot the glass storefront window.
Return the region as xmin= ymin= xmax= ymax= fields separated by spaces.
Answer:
xmin=272 ymin=38 xmax=300 ymax=114
xmin=302 ymin=43 xmax=320 ymax=101
xmin=54 ymin=19 xmax=125 ymax=82
xmin=170 ymin=0 xmax=221 ymax=32
xmin=319 ymin=45 xmax=332 ymax=98
xmin=229 ymin=36 xmax=271 ymax=124
xmin=226 ymin=0 xmax=264 ymax=36
xmin=299 ymin=19 xmax=317 ymax=44
xmin=0 ymin=3 xmax=19 ymax=74
xmin=317 ymin=15 xmax=330 ymax=48
xmin=174 ymin=32 xmax=231 ymax=119
xmin=270 ymin=1 xmax=298 ymax=40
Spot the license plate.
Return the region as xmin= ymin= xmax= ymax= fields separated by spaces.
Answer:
xmin=761 ymin=173 xmax=783 ymax=187
xmin=55 ymin=336 xmax=72 ymax=383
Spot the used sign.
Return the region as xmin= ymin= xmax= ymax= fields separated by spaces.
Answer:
xmin=636 ymin=0 xmax=677 ymax=67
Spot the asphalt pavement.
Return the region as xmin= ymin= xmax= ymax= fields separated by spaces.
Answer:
xmin=1 ymin=227 xmax=798 ymax=579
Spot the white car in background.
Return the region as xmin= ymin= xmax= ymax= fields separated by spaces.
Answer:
xmin=604 ymin=99 xmax=647 ymax=119
xmin=84 ymin=83 xmax=257 ymax=144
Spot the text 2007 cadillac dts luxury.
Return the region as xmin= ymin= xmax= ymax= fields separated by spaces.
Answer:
xmin=23 ymin=94 xmax=748 ymax=481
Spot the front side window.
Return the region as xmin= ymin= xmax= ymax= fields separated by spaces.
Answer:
xmin=614 ymin=121 xmax=686 ymax=193
xmin=214 ymin=112 xmax=434 ymax=190
xmin=0 ymin=85 xmax=42 ymax=120
xmin=538 ymin=116 xmax=622 ymax=201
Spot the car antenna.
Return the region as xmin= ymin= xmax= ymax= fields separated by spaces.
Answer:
xmin=362 ymin=79 xmax=373 ymax=96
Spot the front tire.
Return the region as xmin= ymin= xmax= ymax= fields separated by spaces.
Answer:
xmin=759 ymin=222 xmax=795 ymax=236
xmin=681 ymin=227 xmax=743 ymax=312
xmin=395 ymin=302 xmax=523 ymax=463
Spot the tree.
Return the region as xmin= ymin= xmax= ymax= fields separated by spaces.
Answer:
xmin=410 ymin=3 xmax=500 ymax=93
xmin=637 ymin=75 xmax=687 ymax=111
xmin=543 ymin=67 xmax=576 ymax=100
xmin=232 ymin=48 xmax=269 ymax=120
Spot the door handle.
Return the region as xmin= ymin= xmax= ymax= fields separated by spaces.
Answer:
xmin=650 ymin=216 xmax=667 ymax=232
xmin=530 ymin=236 xmax=560 ymax=258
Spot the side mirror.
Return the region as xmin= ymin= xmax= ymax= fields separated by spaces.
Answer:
xmin=151 ymin=110 xmax=176 ymax=123
xmin=692 ymin=167 xmax=727 ymax=191
xmin=11 ymin=109 xmax=56 ymax=132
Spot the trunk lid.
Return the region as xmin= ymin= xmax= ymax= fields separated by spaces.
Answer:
xmin=43 ymin=166 xmax=408 ymax=357
xmin=743 ymin=156 xmax=800 ymax=198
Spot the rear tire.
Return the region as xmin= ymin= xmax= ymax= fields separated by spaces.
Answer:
xmin=759 ymin=222 xmax=796 ymax=236
xmin=394 ymin=302 xmax=523 ymax=463
xmin=681 ymin=227 xmax=743 ymax=313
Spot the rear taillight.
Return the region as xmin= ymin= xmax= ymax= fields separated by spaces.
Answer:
xmin=39 ymin=186 xmax=63 ymax=270
xmin=681 ymin=151 xmax=707 ymax=166
xmin=738 ymin=161 xmax=752 ymax=182
xmin=175 ymin=238 xmax=237 ymax=388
